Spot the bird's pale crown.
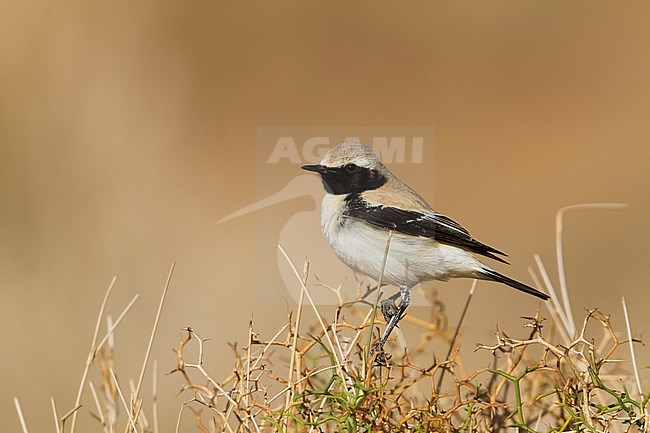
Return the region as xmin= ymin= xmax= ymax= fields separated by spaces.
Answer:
xmin=320 ymin=142 xmax=385 ymax=170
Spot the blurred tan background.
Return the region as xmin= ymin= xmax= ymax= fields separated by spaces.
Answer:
xmin=2 ymin=1 xmax=650 ymax=431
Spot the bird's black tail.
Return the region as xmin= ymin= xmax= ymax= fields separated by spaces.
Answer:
xmin=479 ymin=269 xmax=550 ymax=301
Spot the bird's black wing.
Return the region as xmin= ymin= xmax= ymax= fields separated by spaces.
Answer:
xmin=344 ymin=195 xmax=509 ymax=264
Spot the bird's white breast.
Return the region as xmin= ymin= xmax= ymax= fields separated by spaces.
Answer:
xmin=321 ymin=194 xmax=483 ymax=288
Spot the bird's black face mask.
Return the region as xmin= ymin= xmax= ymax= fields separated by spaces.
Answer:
xmin=301 ymin=163 xmax=387 ymax=195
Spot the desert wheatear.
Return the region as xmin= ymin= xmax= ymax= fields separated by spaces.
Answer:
xmin=302 ymin=142 xmax=548 ymax=365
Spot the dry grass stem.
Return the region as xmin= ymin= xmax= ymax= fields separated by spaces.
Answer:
xmin=50 ymin=396 xmax=61 ymax=433
xmin=14 ymin=398 xmax=29 ymax=433
xmin=278 ymin=245 xmax=346 ymax=382
xmin=436 ymin=278 xmax=477 ymax=393
xmin=109 ymin=368 xmax=139 ymax=433
xmin=96 ymin=294 xmax=140 ymax=352
xmin=70 ymin=276 xmax=118 ymax=433
xmin=533 ymin=254 xmax=573 ymax=337
xmin=88 ymin=382 xmax=106 ymax=427
xmin=133 ymin=262 xmax=175 ymax=408
xmin=153 ymin=359 xmax=159 ymax=433
xmin=284 ymin=259 xmax=309 ymax=430
xmin=555 ymin=203 xmax=626 ymax=335
xmin=622 ymin=297 xmax=643 ymax=399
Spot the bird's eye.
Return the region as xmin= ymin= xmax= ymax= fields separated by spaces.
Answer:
xmin=344 ymin=164 xmax=359 ymax=173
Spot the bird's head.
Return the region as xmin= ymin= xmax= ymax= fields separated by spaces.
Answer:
xmin=301 ymin=142 xmax=389 ymax=195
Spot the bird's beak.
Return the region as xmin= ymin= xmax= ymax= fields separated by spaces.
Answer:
xmin=301 ymin=164 xmax=325 ymax=174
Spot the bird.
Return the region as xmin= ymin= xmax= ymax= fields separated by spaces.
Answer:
xmin=301 ymin=141 xmax=549 ymax=365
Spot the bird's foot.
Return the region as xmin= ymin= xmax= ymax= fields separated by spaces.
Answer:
xmin=371 ymin=342 xmax=391 ymax=367
xmin=380 ymin=297 xmax=399 ymax=323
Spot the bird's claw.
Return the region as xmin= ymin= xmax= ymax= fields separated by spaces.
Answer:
xmin=371 ymin=342 xmax=390 ymax=367
xmin=380 ymin=298 xmax=398 ymax=323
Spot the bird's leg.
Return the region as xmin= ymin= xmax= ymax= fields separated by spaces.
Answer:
xmin=372 ymin=285 xmax=411 ymax=366
xmin=380 ymin=292 xmax=401 ymax=323
xmin=396 ymin=285 xmax=411 ymax=321
xmin=380 ymin=285 xmax=411 ymax=344
xmin=379 ymin=285 xmax=412 ymax=323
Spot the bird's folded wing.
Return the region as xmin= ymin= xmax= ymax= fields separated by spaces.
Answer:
xmin=344 ymin=196 xmax=509 ymax=264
